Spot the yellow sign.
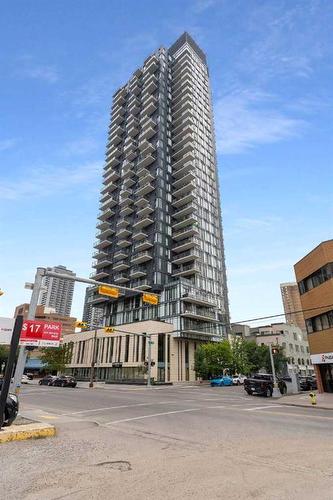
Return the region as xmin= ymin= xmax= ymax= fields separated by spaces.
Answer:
xmin=75 ymin=321 xmax=88 ymax=329
xmin=104 ymin=327 xmax=115 ymax=334
xmin=142 ymin=293 xmax=159 ymax=305
xmin=98 ymin=285 xmax=120 ymax=298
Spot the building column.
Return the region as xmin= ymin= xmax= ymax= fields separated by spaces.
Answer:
xmin=164 ymin=334 xmax=168 ymax=382
xmin=314 ymin=364 xmax=324 ymax=393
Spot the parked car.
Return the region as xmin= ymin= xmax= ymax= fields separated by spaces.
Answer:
xmin=0 ymin=380 xmax=19 ymax=427
xmin=38 ymin=375 xmax=57 ymax=386
xmin=244 ymin=374 xmax=287 ymax=397
xmin=210 ymin=375 xmax=233 ymax=387
xmin=232 ymin=374 xmax=246 ymax=385
xmin=25 ymin=373 xmax=34 ymax=380
xmin=21 ymin=374 xmax=30 ymax=384
xmin=52 ymin=375 xmax=77 ymax=388
xmin=299 ymin=376 xmax=317 ymax=391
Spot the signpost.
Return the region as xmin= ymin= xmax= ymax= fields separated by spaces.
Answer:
xmin=98 ymin=285 xmax=119 ymax=298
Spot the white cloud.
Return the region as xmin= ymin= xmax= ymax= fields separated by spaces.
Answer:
xmin=0 ymin=161 xmax=101 ymax=201
xmin=16 ymin=56 xmax=59 ymax=83
xmin=0 ymin=138 xmax=17 ymax=152
xmin=214 ymin=90 xmax=306 ymax=154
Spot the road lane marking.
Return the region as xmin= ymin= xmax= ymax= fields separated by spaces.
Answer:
xmin=245 ymin=405 xmax=284 ymax=411
xmin=61 ymin=400 xmax=197 ymax=416
xmin=105 ymin=408 xmax=200 ymax=425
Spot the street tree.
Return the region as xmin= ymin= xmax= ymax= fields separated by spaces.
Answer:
xmin=40 ymin=343 xmax=73 ymax=374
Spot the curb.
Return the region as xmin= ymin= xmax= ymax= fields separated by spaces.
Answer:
xmin=0 ymin=422 xmax=56 ymax=444
xmin=278 ymin=401 xmax=333 ymax=411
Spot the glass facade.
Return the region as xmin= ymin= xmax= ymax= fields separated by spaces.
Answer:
xmin=88 ymin=32 xmax=230 ymax=342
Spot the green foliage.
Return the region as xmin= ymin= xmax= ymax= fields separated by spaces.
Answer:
xmin=194 ymin=340 xmax=233 ymax=378
xmin=40 ymin=343 xmax=73 ymax=374
xmin=194 ymin=338 xmax=288 ymax=379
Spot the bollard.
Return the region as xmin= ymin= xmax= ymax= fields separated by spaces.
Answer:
xmin=309 ymin=392 xmax=317 ymax=405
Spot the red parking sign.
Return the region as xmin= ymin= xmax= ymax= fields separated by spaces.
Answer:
xmin=20 ymin=320 xmax=62 ymax=347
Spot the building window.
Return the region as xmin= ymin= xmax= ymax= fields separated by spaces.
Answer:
xmin=306 ymin=310 xmax=333 ymax=333
xmin=298 ymin=262 xmax=333 ymax=294
xmin=124 ymin=335 xmax=130 ymax=362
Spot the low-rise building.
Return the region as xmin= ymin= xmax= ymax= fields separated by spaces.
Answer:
xmin=294 ymin=240 xmax=333 ymax=393
xmin=250 ymin=323 xmax=313 ymax=375
xmin=14 ymin=304 xmax=76 ymax=336
xmin=63 ymin=320 xmax=204 ymax=383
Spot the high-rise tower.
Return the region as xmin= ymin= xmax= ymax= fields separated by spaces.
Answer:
xmin=39 ymin=265 xmax=75 ymax=317
xmin=90 ymin=33 xmax=229 ymax=340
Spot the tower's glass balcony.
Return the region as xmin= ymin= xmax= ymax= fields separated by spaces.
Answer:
xmin=173 ymin=180 xmax=196 ymax=199
xmin=172 ymin=262 xmax=201 ymax=277
xmin=131 ymin=251 xmax=153 ymax=264
xmin=172 ymin=249 xmax=200 ymax=265
xmin=172 ymin=215 xmax=197 ymax=231
xmin=112 ymin=260 xmax=130 ymax=271
xmin=172 ymin=171 xmax=195 ymax=190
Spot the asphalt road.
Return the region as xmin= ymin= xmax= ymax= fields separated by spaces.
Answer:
xmin=2 ymin=383 xmax=333 ymax=500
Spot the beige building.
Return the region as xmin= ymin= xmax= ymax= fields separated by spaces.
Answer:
xmin=14 ymin=304 xmax=76 ymax=336
xmin=63 ymin=320 xmax=202 ymax=383
xmin=280 ymin=282 xmax=306 ymax=331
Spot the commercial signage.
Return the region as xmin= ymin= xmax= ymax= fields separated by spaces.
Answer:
xmin=20 ymin=320 xmax=62 ymax=347
xmin=0 ymin=317 xmax=15 ymax=345
xmin=310 ymin=352 xmax=333 ymax=365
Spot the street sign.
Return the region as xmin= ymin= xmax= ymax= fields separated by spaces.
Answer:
xmin=20 ymin=320 xmax=62 ymax=347
xmin=98 ymin=285 xmax=119 ymax=298
xmin=0 ymin=317 xmax=15 ymax=345
xmin=142 ymin=293 xmax=159 ymax=305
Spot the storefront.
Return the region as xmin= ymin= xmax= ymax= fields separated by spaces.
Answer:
xmin=310 ymin=352 xmax=333 ymax=393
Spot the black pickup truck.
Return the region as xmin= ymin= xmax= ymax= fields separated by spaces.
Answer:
xmin=244 ymin=374 xmax=287 ymax=397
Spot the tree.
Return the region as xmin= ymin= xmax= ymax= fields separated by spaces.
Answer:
xmin=194 ymin=341 xmax=233 ymax=378
xmin=40 ymin=344 xmax=73 ymax=374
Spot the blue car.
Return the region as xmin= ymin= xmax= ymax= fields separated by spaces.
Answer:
xmin=210 ymin=375 xmax=233 ymax=387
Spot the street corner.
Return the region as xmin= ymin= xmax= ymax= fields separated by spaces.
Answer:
xmin=277 ymin=392 xmax=333 ymax=411
xmin=0 ymin=419 xmax=56 ymax=444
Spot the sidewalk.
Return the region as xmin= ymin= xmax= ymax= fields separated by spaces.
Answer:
xmin=278 ymin=392 xmax=333 ymax=410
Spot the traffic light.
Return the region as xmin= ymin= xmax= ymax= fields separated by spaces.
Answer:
xmin=272 ymin=346 xmax=279 ymax=355
xmin=104 ymin=327 xmax=115 ymax=334
xmin=98 ymin=285 xmax=119 ymax=298
xmin=142 ymin=293 xmax=159 ymax=305
xmin=75 ymin=321 xmax=88 ymax=329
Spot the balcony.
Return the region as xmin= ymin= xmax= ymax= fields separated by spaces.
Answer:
xmin=119 ymin=186 xmax=133 ymax=198
xmin=172 ymin=115 xmax=194 ymax=136
xmin=137 ymin=166 xmax=153 ymax=178
xmin=141 ymin=94 xmax=158 ymax=116
xmin=173 ymin=262 xmax=200 ymax=277
xmin=143 ymin=55 xmax=158 ymax=74
xmin=140 ymin=120 xmax=157 ymax=140
xmin=172 ymin=249 xmax=199 ymax=265
xmin=181 ymin=292 xmax=217 ymax=308
xmin=103 ymin=168 xmax=120 ymax=183
xmin=129 ymin=266 xmax=147 ymax=278
xmin=172 ymin=171 xmax=195 ymax=190
xmin=143 ymin=74 xmax=158 ymax=94
xmin=133 ymin=239 xmax=153 ymax=252
xmin=116 ymin=217 xmax=130 ymax=229
xmin=134 ymin=195 xmax=149 ymax=208
xmin=138 ymin=139 xmax=156 ymax=156
xmin=172 ymin=108 xmax=193 ymax=129
xmin=133 ymin=215 xmax=154 ymax=229
xmin=97 ymin=208 xmax=114 ymax=221
xmin=123 ymin=138 xmax=137 ymax=155
xmin=112 ymin=106 xmax=126 ymax=124
xmin=172 ymin=161 xmax=194 ymax=180
xmin=173 ymin=132 xmax=195 ymax=151
xmin=94 ymin=238 xmax=112 ymax=250
xmin=91 ymin=270 xmax=109 ymax=280
xmin=172 ymin=191 xmax=196 ymax=208
xmin=112 ymin=260 xmax=130 ymax=271
xmin=172 ymin=236 xmax=200 ymax=253
xmin=172 ymin=151 xmax=195 ymax=170
xmin=108 ymin=130 xmax=123 ymax=147
xmin=130 ymin=279 xmax=151 ymax=290
xmin=128 ymin=99 xmax=140 ymax=116
xmin=119 ymin=195 xmax=133 ymax=207
xmin=136 ymin=153 xmax=155 ymax=169
xmin=172 ymin=215 xmax=197 ymax=231
xmin=172 ymin=99 xmax=193 ymax=121
xmin=132 ymin=230 xmax=148 ymax=241
xmin=114 ymin=249 xmax=130 ymax=260
xmin=173 ymin=180 xmax=196 ymax=199
xmin=181 ymin=308 xmax=218 ymax=322
xmin=173 ymin=202 xmax=196 ymax=220
xmin=172 ymin=224 xmax=199 ymax=241
xmin=117 ymin=239 xmax=132 ymax=248
xmin=137 ymin=205 xmax=154 ymax=219
xmin=135 ymin=182 xmax=154 ymax=198
xmin=105 ymin=154 xmax=120 ymax=169
xmin=131 ymin=250 xmax=152 ymax=264
xmin=93 ymin=249 xmax=107 ymax=260
xmin=96 ymin=220 xmax=109 ymax=230
xmin=172 ymin=140 xmax=194 ymax=160
xmin=121 ymin=162 xmax=135 ymax=178
xmin=114 ymin=273 xmax=130 ymax=283
xmin=113 ymin=86 xmax=126 ymax=104
xmin=119 ymin=205 xmax=134 ymax=217
xmin=129 ymin=77 xmax=142 ymax=96
xmin=116 ymin=226 xmax=132 ymax=239
xmin=96 ymin=227 xmax=114 ymax=239
xmin=126 ymin=117 xmax=140 ymax=137
xmin=101 ymin=180 xmax=119 ymax=195
xmin=101 ymin=196 xmax=117 ymax=211
xmin=94 ymin=258 xmax=112 ymax=269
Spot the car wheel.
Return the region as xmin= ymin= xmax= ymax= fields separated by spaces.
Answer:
xmin=246 ymin=390 xmax=252 ymax=396
xmin=237 ymin=380 xmax=240 ymax=386
xmin=38 ymin=380 xmax=42 ymax=385
xmin=61 ymin=381 xmax=65 ymax=387
xmin=265 ymin=388 xmax=272 ymax=397
xmin=48 ymin=381 xmax=53 ymax=386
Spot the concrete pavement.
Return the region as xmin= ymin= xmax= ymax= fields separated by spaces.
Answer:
xmin=2 ymin=384 xmax=333 ymax=499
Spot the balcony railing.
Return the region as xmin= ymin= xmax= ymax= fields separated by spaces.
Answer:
xmin=172 ymin=224 xmax=199 ymax=241
xmin=114 ymin=273 xmax=130 ymax=283
xmin=133 ymin=239 xmax=153 ymax=252
xmin=173 ymin=180 xmax=196 ymax=199
xmin=129 ymin=266 xmax=147 ymax=278
xmin=173 ymin=236 xmax=200 ymax=253
xmin=173 ymin=201 xmax=196 ymax=219
xmin=172 ymin=249 xmax=199 ymax=265
xmin=173 ymin=262 xmax=201 ymax=277
xmin=114 ymin=249 xmax=130 ymax=260
xmin=131 ymin=251 xmax=152 ymax=264
xmin=172 ymin=215 xmax=197 ymax=231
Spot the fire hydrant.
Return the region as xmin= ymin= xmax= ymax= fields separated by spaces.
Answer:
xmin=309 ymin=392 xmax=317 ymax=405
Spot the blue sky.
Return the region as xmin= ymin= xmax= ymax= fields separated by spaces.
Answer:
xmin=1 ymin=0 xmax=333 ymax=325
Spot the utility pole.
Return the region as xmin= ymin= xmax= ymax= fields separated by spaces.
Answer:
xmin=269 ymin=344 xmax=280 ymax=398
xmin=89 ymin=328 xmax=98 ymax=388
xmin=147 ymin=334 xmax=152 ymax=388
xmin=11 ymin=267 xmax=45 ymax=393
